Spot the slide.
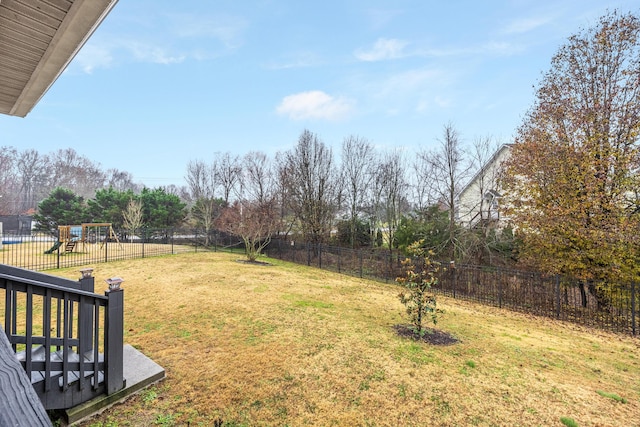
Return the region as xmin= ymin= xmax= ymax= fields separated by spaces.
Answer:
xmin=44 ymin=241 xmax=63 ymax=254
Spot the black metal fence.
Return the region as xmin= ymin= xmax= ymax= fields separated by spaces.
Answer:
xmin=266 ymin=239 xmax=638 ymax=336
xmin=3 ymin=228 xmax=637 ymax=335
xmin=0 ymin=228 xmax=242 ymax=271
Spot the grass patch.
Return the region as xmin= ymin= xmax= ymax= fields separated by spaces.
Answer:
xmin=560 ymin=417 xmax=578 ymax=427
xmin=39 ymin=251 xmax=640 ymax=426
xmin=596 ymin=390 xmax=628 ymax=403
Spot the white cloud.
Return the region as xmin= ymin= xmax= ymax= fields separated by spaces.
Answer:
xmin=169 ymin=13 xmax=247 ymax=49
xmin=355 ymin=38 xmax=408 ymax=61
xmin=126 ymin=41 xmax=186 ymax=64
xmin=74 ymin=44 xmax=114 ymax=73
xmin=264 ymin=52 xmax=323 ymax=70
xmin=70 ymin=12 xmax=246 ymax=73
xmin=276 ymin=91 xmax=355 ymax=121
xmin=502 ymin=16 xmax=553 ymax=34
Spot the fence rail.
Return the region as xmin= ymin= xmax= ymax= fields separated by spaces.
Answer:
xmin=0 ymin=228 xmax=244 ymax=271
xmin=266 ymin=239 xmax=638 ymax=336
xmin=3 ymin=229 xmax=637 ymax=336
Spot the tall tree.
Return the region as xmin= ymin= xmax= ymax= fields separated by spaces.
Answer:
xmin=16 ymin=149 xmax=49 ymax=213
xmin=378 ymin=150 xmax=408 ymax=252
xmin=185 ymin=159 xmax=221 ymax=243
xmin=33 ymin=188 xmax=89 ymax=237
xmin=341 ymin=136 xmax=375 ymax=248
xmin=503 ymin=11 xmax=640 ymax=287
xmin=458 ymin=136 xmax=507 ymax=263
xmin=106 ymin=169 xmax=140 ymax=193
xmin=278 ymin=130 xmax=340 ymax=245
xmin=87 ymin=187 xmax=136 ymax=228
xmin=241 ymin=151 xmax=275 ymax=205
xmin=122 ymin=198 xmax=144 ymax=240
xmin=417 ymin=123 xmax=469 ymax=256
xmin=139 ymin=187 xmax=187 ymax=229
xmin=214 ymin=152 xmax=242 ymax=204
xmin=48 ymin=148 xmax=105 ymax=200
xmin=217 ymin=199 xmax=279 ymax=261
xmin=0 ymin=147 xmax=19 ymax=214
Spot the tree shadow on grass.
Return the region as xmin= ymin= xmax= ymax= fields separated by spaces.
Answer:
xmin=393 ymin=324 xmax=459 ymax=345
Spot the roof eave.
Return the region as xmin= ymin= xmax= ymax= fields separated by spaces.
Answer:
xmin=8 ymin=0 xmax=118 ymax=118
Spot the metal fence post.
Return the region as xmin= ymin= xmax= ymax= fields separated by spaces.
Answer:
xmin=632 ymin=281 xmax=637 ymax=336
xmin=555 ymin=275 xmax=561 ymax=319
xmin=451 ymin=261 xmax=456 ymax=298
xmin=359 ymin=249 xmax=363 ymax=278
xmin=497 ymin=270 xmax=503 ymax=308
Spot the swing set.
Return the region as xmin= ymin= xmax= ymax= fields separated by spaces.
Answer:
xmin=55 ymin=223 xmax=123 ymax=253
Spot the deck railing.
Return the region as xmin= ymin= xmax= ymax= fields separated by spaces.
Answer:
xmin=0 ymin=264 xmax=124 ymax=410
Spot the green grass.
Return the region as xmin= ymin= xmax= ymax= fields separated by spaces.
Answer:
xmin=560 ymin=417 xmax=579 ymax=427
xmin=596 ymin=390 xmax=628 ymax=403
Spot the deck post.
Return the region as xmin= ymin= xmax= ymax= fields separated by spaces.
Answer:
xmin=79 ymin=269 xmax=95 ymax=351
xmin=105 ymin=278 xmax=124 ymax=394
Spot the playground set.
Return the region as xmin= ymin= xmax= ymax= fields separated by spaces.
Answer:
xmin=45 ymin=223 xmax=122 ymax=254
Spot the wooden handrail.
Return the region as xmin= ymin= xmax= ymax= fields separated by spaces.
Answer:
xmin=0 ymin=264 xmax=124 ymax=410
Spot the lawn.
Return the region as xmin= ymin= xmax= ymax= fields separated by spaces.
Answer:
xmin=51 ymin=252 xmax=639 ymax=427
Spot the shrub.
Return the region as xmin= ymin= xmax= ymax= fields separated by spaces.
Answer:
xmin=396 ymin=240 xmax=441 ymax=337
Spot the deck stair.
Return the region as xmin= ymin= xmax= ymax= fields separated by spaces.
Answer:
xmin=16 ymin=345 xmax=107 ymax=410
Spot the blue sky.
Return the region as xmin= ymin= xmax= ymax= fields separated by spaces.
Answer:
xmin=2 ymin=0 xmax=638 ymax=188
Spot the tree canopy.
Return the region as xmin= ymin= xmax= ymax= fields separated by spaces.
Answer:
xmin=33 ymin=187 xmax=89 ymax=237
xmin=139 ymin=187 xmax=187 ymax=229
xmin=503 ymin=11 xmax=640 ymax=283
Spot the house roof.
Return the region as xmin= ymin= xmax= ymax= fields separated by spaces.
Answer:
xmin=458 ymin=143 xmax=513 ymax=199
xmin=0 ymin=0 xmax=118 ymax=117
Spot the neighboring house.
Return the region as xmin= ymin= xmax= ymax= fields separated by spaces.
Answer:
xmin=457 ymin=144 xmax=512 ymax=229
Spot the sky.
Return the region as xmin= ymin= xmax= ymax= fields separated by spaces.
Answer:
xmin=2 ymin=0 xmax=639 ymax=188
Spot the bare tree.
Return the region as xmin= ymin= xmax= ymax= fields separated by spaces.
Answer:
xmin=468 ymin=136 xmax=503 ymax=226
xmin=458 ymin=136 xmax=507 ymax=263
xmin=0 ymin=147 xmax=19 ymax=214
xmin=106 ymin=169 xmax=141 ymax=193
xmin=412 ymin=152 xmax=439 ymax=218
xmin=341 ymin=135 xmax=375 ymax=247
xmin=16 ymin=149 xmax=50 ymax=213
xmin=122 ymin=198 xmax=144 ymax=241
xmin=378 ymin=150 xmax=408 ymax=252
xmin=185 ymin=159 xmax=222 ymax=245
xmin=185 ymin=160 xmax=216 ymax=201
xmin=278 ymin=130 xmax=340 ymax=245
xmin=214 ymin=152 xmax=242 ymax=204
xmin=49 ymin=148 xmax=106 ymax=199
xmin=419 ymin=123 xmax=469 ymax=256
xmin=217 ymin=198 xmax=279 ymax=261
xmin=241 ymin=151 xmax=275 ymax=204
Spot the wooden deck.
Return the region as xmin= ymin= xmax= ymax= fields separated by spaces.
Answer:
xmin=0 ymin=328 xmax=51 ymax=426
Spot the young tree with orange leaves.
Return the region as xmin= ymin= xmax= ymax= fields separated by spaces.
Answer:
xmin=503 ymin=11 xmax=640 ymax=293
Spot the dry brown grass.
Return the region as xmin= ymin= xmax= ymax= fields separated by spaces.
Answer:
xmin=48 ymin=252 xmax=640 ymax=427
